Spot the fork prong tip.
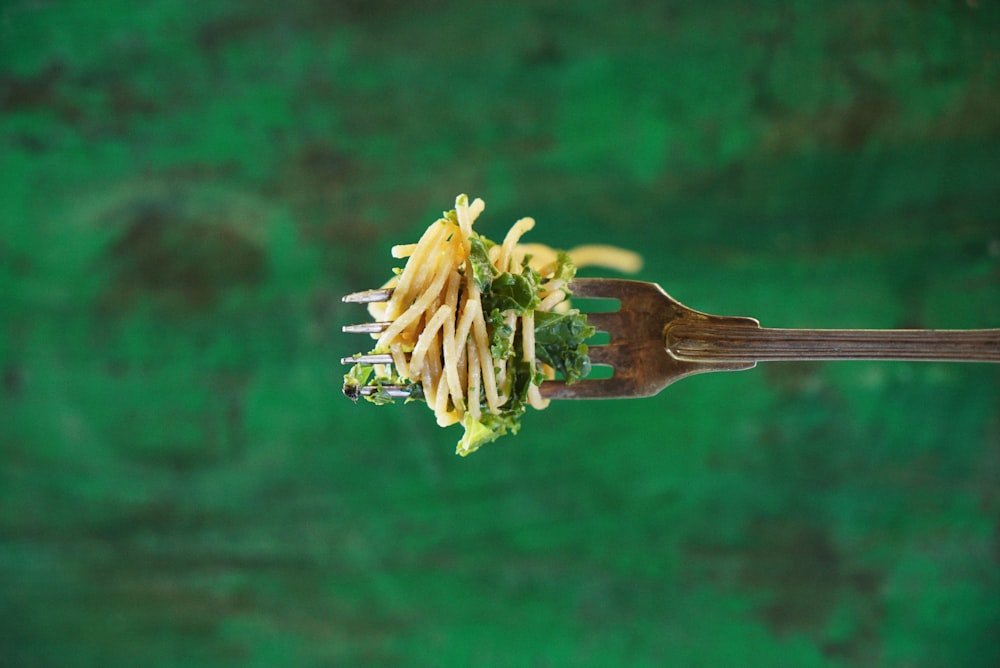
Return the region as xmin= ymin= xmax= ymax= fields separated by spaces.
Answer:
xmin=341 ymin=353 xmax=396 ymax=365
xmin=343 ymin=321 xmax=392 ymax=334
xmin=342 ymin=288 xmax=394 ymax=304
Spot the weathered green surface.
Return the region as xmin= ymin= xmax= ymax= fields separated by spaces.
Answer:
xmin=2 ymin=1 xmax=999 ymax=666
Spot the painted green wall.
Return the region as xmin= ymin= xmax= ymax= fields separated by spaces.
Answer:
xmin=2 ymin=1 xmax=999 ymax=666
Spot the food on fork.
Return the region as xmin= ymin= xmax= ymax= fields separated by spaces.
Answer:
xmin=342 ymin=194 xmax=641 ymax=456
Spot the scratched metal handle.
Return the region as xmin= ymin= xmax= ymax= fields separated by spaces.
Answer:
xmin=665 ymin=322 xmax=1000 ymax=363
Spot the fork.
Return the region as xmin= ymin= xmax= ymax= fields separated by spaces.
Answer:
xmin=342 ymin=278 xmax=1000 ymax=400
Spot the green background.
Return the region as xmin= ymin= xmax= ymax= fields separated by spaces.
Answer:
xmin=2 ymin=1 xmax=999 ymax=666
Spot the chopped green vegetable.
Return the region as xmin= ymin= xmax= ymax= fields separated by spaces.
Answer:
xmin=487 ymin=308 xmax=514 ymax=361
xmin=533 ymin=310 xmax=595 ymax=384
xmin=455 ymin=362 xmax=532 ymax=456
xmin=342 ymin=361 xmax=373 ymax=403
xmin=468 ymin=236 xmax=495 ymax=291
xmin=485 ymin=271 xmax=538 ymax=313
xmin=553 ymin=251 xmax=577 ymax=288
xmin=457 ymin=414 xmax=502 ymax=455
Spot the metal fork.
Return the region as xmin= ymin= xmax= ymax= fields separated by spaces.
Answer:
xmin=342 ymin=279 xmax=1000 ymax=400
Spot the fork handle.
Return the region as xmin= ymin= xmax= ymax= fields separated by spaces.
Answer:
xmin=665 ymin=322 xmax=1000 ymax=363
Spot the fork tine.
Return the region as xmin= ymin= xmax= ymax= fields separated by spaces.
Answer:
xmin=540 ymin=378 xmax=634 ymax=399
xmin=585 ymin=343 xmax=632 ymax=367
xmin=344 ymin=383 xmax=413 ymax=401
xmin=341 ymin=353 xmax=396 ymax=365
xmin=365 ymin=385 xmax=412 ymax=397
xmin=342 ymin=288 xmax=395 ymax=303
xmin=566 ymin=278 xmax=614 ymax=299
xmin=343 ymin=321 xmax=392 ymax=334
xmin=360 ymin=384 xmax=412 ymax=398
xmin=583 ymin=312 xmax=626 ymax=334
xmin=567 ymin=278 xmax=633 ymax=300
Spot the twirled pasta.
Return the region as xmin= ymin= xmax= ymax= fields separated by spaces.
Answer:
xmin=345 ymin=195 xmax=641 ymax=455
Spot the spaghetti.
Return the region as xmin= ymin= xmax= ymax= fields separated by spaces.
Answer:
xmin=344 ymin=195 xmax=641 ymax=455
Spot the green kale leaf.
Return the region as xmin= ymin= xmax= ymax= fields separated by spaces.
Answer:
xmin=485 ymin=271 xmax=538 ymax=314
xmin=533 ymin=310 xmax=595 ymax=384
xmin=553 ymin=251 xmax=577 ymax=287
xmin=487 ymin=308 xmax=514 ymax=360
xmin=342 ymin=362 xmax=373 ymax=403
xmin=468 ymin=235 xmax=495 ymax=291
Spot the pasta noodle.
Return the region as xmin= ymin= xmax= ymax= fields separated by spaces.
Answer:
xmin=345 ymin=194 xmax=641 ymax=455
